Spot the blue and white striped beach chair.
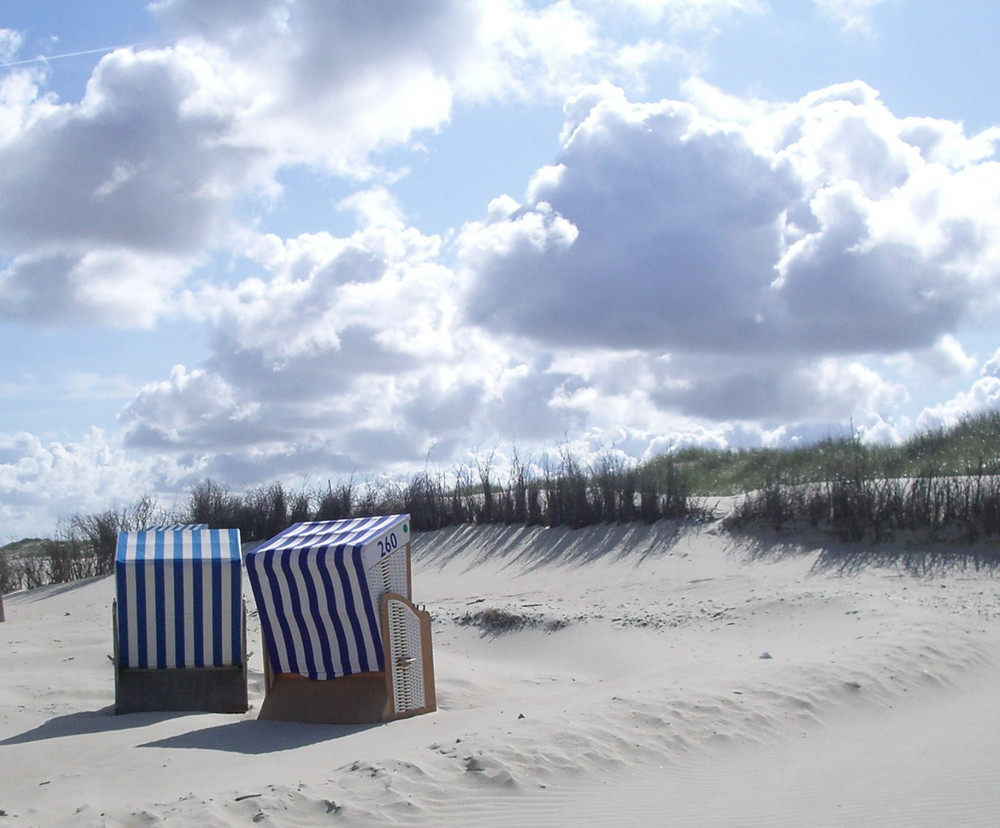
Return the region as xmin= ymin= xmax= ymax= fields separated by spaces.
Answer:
xmin=113 ymin=526 xmax=248 ymax=714
xmin=246 ymin=514 xmax=435 ymax=723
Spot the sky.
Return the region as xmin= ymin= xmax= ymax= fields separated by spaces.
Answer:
xmin=2 ymin=0 xmax=1000 ymax=541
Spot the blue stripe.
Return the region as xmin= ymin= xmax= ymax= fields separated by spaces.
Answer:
xmin=153 ymin=532 xmax=167 ymax=669
xmin=134 ymin=532 xmax=148 ymax=668
xmin=191 ymin=531 xmax=204 ymax=667
xmin=172 ymin=532 xmax=186 ymax=668
xmin=279 ymin=549 xmax=313 ymax=676
xmin=115 ymin=532 xmax=130 ymax=667
xmin=334 ymin=545 xmax=369 ymax=673
xmin=317 ymin=547 xmax=352 ymax=677
xmin=271 ymin=551 xmax=300 ymax=674
xmin=246 ymin=553 xmax=284 ymax=678
xmin=294 ymin=551 xmax=321 ymax=679
xmin=352 ymin=544 xmax=383 ymax=669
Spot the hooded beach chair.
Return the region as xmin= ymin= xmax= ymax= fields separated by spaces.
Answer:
xmin=113 ymin=526 xmax=248 ymax=714
xmin=245 ymin=514 xmax=435 ymax=724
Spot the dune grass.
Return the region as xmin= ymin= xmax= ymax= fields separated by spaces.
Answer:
xmin=3 ymin=408 xmax=1000 ymax=590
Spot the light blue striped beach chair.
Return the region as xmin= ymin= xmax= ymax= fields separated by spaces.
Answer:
xmin=246 ymin=514 xmax=435 ymax=723
xmin=113 ymin=526 xmax=248 ymax=714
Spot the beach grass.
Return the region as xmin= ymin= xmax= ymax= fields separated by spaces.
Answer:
xmin=5 ymin=408 xmax=1000 ymax=591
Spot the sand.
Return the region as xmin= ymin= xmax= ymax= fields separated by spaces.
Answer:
xmin=2 ymin=515 xmax=1000 ymax=826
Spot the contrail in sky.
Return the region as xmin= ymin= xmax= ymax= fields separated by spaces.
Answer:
xmin=2 ymin=44 xmax=137 ymax=67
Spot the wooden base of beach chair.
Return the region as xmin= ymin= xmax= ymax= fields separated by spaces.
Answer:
xmin=115 ymin=664 xmax=249 ymax=715
xmin=257 ymin=671 xmax=390 ymax=724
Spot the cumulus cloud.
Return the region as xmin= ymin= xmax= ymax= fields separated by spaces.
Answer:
xmin=0 ymin=46 xmax=262 ymax=325
xmin=117 ymin=212 xmax=578 ymax=475
xmin=460 ymin=81 xmax=1000 ymax=361
xmin=0 ymin=0 xmax=685 ymax=329
xmin=0 ymin=429 xmax=155 ymax=542
xmin=151 ymin=0 xmax=616 ymax=170
xmin=116 ymin=79 xmax=1000 ymax=490
xmin=916 ymin=348 xmax=1000 ymax=430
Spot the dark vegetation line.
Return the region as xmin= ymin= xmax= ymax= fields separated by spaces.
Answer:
xmin=3 ymin=409 xmax=1000 ymax=592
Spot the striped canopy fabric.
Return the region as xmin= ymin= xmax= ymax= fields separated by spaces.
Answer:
xmin=246 ymin=514 xmax=411 ymax=681
xmin=142 ymin=523 xmax=208 ymax=531
xmin=115 ymin=528 xmax=243 ymax=670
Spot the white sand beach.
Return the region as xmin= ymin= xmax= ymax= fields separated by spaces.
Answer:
xmin=3 ymin=515 xmax=1000 ymax=827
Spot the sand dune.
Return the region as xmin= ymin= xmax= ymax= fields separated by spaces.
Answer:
xmin=2 ymin=517 xmax=999 ymax=826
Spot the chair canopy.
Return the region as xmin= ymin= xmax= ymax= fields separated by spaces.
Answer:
xmin=115 ymin=527 xmax=243 ymax=670
xmin=246 ymin=514 xmax=412 ymax=681
xmin=142 ymin=523 xmax=208 ymax=531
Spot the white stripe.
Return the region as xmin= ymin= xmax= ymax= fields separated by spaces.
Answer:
xmin=142 ymin=546 xmax=157 ymax=668
xmin=124 ymin=532 xmax=140 ymax=667
xmin=327 ymin=549 xmax=363 ymax=675
xmin=182 ymin=550 xmax=196 ymax=667
xmin=305 ymin=551 xmax=340 ymax=678
xmin=219 ymin=538 xmax=233 ymax=665
xmin=199 ymin=558 xmax=213 ymax=666
xmin=289 ymin=553 xmax=319 ymax=671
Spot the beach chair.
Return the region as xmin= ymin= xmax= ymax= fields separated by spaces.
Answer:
xmin=245 ymin=514 xmax=435 ymax=724
xmin=113 ymin=527 xmax=248 ymax=714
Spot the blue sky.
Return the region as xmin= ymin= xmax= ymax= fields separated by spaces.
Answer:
xmin=2 ymin=0 xmax=1000 ymax=540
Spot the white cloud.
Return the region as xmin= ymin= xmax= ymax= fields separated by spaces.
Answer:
xmin=118 ymin=219 xmax=545 ymax=473
xmin=592 ymin=0 xmax=766 ymax=30
xmin=114 ymin=79 xmax=1000 ymax=493
xmin=0 ymin=0 xmax=692 ymax=329
xmin=916 ymin=349 xmax=1000 ymax=431
xmin=0 ymin=429 xmax=157 ymax=542
xmin=0 ymin=248 xmax=197 ymax=326
xmin=886 ymin=334 xmax=977 ymax=381
xmin=0 ymin=28 xmax=22 ymax=64
xmin=150 ymin=0 xmax=614 ymax=171
xmin=813 ymin=0 xmax=891 ymax=35
xmin=460 ymin=82 xmax=1000 ymax=363
xmin=5 ymin=4 xmax=1000 ymax=539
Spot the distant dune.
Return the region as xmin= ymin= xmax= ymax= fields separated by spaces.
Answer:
xmin=3 ymin=517 xmax=1000 ymax=826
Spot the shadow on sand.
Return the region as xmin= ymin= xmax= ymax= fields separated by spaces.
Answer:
xmin=413 ymin=517 xmax=705 ymax=573
xmin=725 ymin=527 xmax=1000 ymax=577
xmin=138 ymin=719 xmax=376 ymax=754
xmin=0 ymin=706 xmax=375 ymax=754
xmin=0 ymin=706 xmax=183 ymax=745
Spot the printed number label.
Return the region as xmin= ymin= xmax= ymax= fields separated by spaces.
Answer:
xmin=377 ymin=533 xmax=399 ymax=557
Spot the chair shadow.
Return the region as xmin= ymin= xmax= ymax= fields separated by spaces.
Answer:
xmin=0 ymin=706 xmax=182 ymax=745
xmin=1 ymin=706 xmax=376 ymax=754
xmin=139 ymin=719 xmax=377 ymax=754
